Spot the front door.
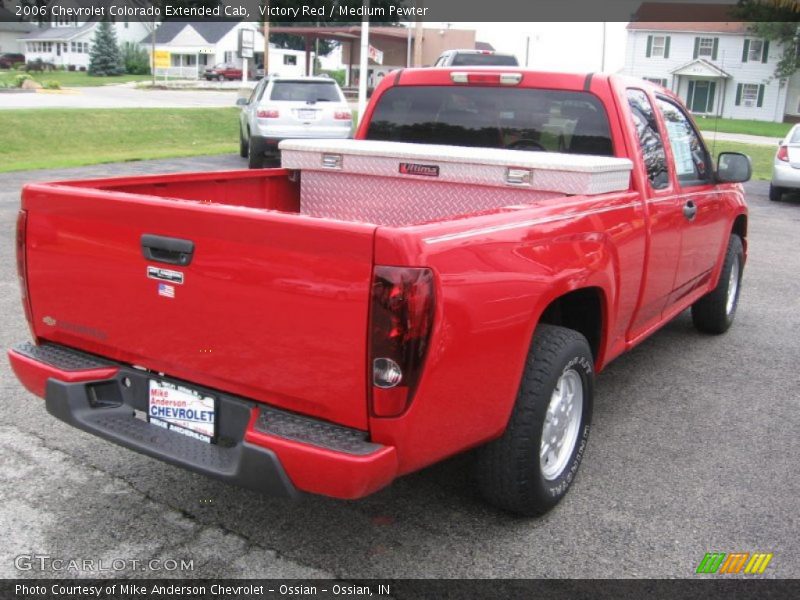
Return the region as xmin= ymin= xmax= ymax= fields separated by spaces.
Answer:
xmin=655 ymin=96 xmax=728 ymax=302
xmin=688 ymin=80 xmax=716 ymax=114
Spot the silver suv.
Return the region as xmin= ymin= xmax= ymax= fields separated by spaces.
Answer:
xmin=237 ymin=76 xmax=353 ymax=168
xmin=433 ymin=49 xmax=519 ymax=67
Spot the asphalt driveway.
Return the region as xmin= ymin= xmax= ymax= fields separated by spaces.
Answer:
xmin=1 ymin=156 xmax=798 ymax=582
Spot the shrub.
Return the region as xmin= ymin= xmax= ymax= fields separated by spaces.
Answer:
xmin=42 ymin=80 xmax=61 ymax=90
xmin=120 ymin=41 xmax=150 ymax=75
xmin=13 ymin=72 xmax=32 ymax=87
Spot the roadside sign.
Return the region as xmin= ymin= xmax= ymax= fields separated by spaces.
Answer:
xmin=239 ymin=29 xmax=255 ymax=59
xmin=368 ymin=45 xmax=383 ymax=65
xmin=153 ymin=50 xmax=170 ymax=68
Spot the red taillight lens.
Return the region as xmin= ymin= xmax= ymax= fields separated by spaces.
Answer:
xmin=777 ymin=145 xmax=789 ymax=162
xmin=369 ymin=266 xmax=435 ymax=417
xmin=16 ymin=209 xmax=33 ymax=330
xmin=334 ymin=111 xmax=352 ymax=120
xmin=257 ymin=109 xmax=279 ymax=118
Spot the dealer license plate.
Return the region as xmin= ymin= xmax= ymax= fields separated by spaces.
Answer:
xmin=148 ymin=380 xmax=216 ymax=444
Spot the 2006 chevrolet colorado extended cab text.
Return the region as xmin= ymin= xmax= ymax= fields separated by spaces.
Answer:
xmin=9 ymin=70 xmax=750 ymax=515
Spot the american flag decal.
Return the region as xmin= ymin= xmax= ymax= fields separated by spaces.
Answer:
xmin=158 ymin=283 xmax=175 ymax=299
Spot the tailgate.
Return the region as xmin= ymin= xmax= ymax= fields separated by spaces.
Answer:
xmin=22 ymin=183 xmax=376 ymax=429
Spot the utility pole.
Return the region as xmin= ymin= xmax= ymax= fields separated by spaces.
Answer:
xmin=264 ymin=0 xmax=269 ymax=77
xmin=357 ymin=0 xmax=369 ymax=124
xmin=601 ymin=22 xmax=607 ymax=71
xmin=413 ymin=11 xmax=423 ymax=66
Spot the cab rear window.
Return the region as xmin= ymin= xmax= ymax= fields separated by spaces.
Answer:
xmin=365 ymin=86 xmax=613 ymax=156
xmin=451 ymin=54 xmax=518 ymax=66
xmin=270 ymin=81 xmax=341 ymax=102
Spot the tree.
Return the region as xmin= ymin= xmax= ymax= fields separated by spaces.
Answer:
xmin=121 ymin=42 xmax=151 ymax=75
xmin=88 ymin=21 xmax=125 ymax=77
xmin=735 ymin=1 xmax=800 ymax=79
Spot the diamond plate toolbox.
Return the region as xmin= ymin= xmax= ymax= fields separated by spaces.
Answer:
xmin=280 ymin=139 xmax=633 ymax=226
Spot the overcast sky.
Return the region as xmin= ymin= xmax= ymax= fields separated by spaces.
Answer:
xmin=443 ymin=22 xmax=630 ymax=73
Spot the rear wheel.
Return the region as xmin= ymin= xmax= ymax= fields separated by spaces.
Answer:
xmin=691 ymin=234 xmax=744 ymax=334
xmin=475 ymin=324 xmax=594 ymax=516
xmin=769 ymin=184 xmax=783 ymax=202
xmin=248 ymin=136 xmax=265 ymax=169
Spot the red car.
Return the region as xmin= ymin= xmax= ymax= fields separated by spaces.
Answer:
xmin=0 ymin=53 xmax=25 ymax=69
xmin=204 ymin=62 xmax=242 ymax=81
xmin=9 ymin=69 xmax=750 ymax=516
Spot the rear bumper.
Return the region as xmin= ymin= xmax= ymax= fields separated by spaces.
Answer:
xmin=8 ymin=342 xmax=398 ymax=500
xmin=771 ymin=162 xmax=800 ymax=189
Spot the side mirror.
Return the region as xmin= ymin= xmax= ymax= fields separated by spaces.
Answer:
xmin=235 ymin=97 xmax=248 ymax=107
xmin=716 ymin=152 xmax=751 ymax=183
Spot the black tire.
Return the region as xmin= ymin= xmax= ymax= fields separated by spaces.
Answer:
xmin=248 ymin=136 xmax=264 ymax=169
xmin=691 ymin=234 xmax=744 ymax=334
xmin=239 ymin=128 xmax=249 ymax=158
xmin=475 ymin=324 xmax=594 ymax=516
xmin=768 ymin=184 xmax=783 ymax=202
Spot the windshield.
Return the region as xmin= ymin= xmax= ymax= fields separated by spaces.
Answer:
xmin=270 ymin=81 xmax=341 ymax=102
xmin=451 ymin=53 xmax=518 ymax=66
xmin=365 ymin=85 xmax=613 ymax=156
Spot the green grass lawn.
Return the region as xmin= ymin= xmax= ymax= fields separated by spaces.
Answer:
xmin=0 ymin=108 xmax=238 ymax=172
xmin=0 ymin=70 xmax=155 ymax=88
xmin=710 ymin=141 xmax=774 ymax=180
xmin=695 ymin=116 xmax=792 ymax=139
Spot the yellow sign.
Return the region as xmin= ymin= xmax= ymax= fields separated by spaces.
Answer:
xmin=153 ymin=50 xmax=170 ymax=68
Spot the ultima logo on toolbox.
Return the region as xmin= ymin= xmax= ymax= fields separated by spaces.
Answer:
xmin=696 ymin=552 xmax=774 ymax=574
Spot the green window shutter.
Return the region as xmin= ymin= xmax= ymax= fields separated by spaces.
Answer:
xmin=735 ymin=83 xmax=743 ymax=106
xmin=712 ymin=38 xmax=719 ymax=60
xmin=762 ymin=40 xmax=770 ymax=63
xmin=664 ymin=36 xmax=671 ymax=59
xmin=687 ymin=80 xmax=695 ymax=108
xmin=646 ymin=35 xmax=652 ymax=57
xmin=742 ymin=39 xmax=750 ymax=62
xmin=757 ymin=84 xmax=765 ymax=108
xmin=693 ymin=37 xmax=700 ymax=59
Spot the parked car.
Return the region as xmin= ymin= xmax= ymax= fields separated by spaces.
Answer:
xmin=433 ymin=49 xmax=519 ymax=67
xmin=10 ymin=70 xmax=750 ymax=516
xmin=770 ymin=123 xmax=800 ymax=201
xmin=204 ymin=63 xmax=242 ymax=81
xmin=236 ymin=76 xmax=352 ymax=168
xmin=0 ymin=53 xmax=25 ymax=69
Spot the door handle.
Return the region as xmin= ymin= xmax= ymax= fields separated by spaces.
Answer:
xmin=683 ymin=200 xmax=697 ymax=221
xmin=141 ymin=234 xmax=194 ymax=266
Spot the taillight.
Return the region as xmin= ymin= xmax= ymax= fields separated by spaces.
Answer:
xmin=334 ymin=111 xmax=352 ymax=120
xmin=450 ymin=71 xmax=522 ymax=86
xmin=16 ymin=210 xmax=34 ymax=331
xmin=257 ymin=109 xmax=279 ymax=118
xmin=369 ymin=266 xmax=435 ymax=417
xmin=777 ymin=145 xmax=789 ymax=162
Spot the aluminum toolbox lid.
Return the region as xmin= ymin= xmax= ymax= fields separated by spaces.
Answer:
xmin=279 ymin=139 xmax=633 ymax=196
xmin=279 ymin=138 xmax=633 ymax=174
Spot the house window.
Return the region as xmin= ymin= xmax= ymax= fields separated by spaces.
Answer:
xmin=743 ymin=38 xmax=768 ymax=63
xmin=644 ymin=77 xmax=668 ymax=87
xmin=651 ymin=36 xmax=667 ymax=57
xmin=224 ymin=51 xmax=233 ymax=62
xmin=697 ymin=37 xmax=714 ymax=58
xmin=740 ymin=83 xmax=760 ymax=107
xmin=283 ymin=55 xmax=297 ymax=66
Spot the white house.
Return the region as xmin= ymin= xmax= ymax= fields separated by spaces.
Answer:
xmin=145 ymin=22 xmax=311 ymax=80
xmin=0 ymin=6 xmax=35 ymax=54
xmin=624 ymin=10 xmax=798 ymax=123
xmin=17 ymin=0 xmax=150 ymax=70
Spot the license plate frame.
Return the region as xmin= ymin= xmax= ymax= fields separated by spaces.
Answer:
xmin=297 ymin=108 xmax=317 ymax=120
xmin=148 ymin=379 xmax=217 ymax=444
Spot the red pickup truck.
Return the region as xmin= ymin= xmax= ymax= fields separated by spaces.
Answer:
xmin=9 ymin=70 xmax=750 ymax=516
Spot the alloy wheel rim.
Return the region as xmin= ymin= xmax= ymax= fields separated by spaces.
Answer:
xmin=540 ymin=368 xmax=583 ymax=481
xmin=726 ymin=255 xmax=740 ymax=316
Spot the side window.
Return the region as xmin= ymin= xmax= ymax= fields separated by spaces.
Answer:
xmin=655 ymin=97 xmax=712 ymax=185
xmin=626 ymin=89 xmax=669 ymax=190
